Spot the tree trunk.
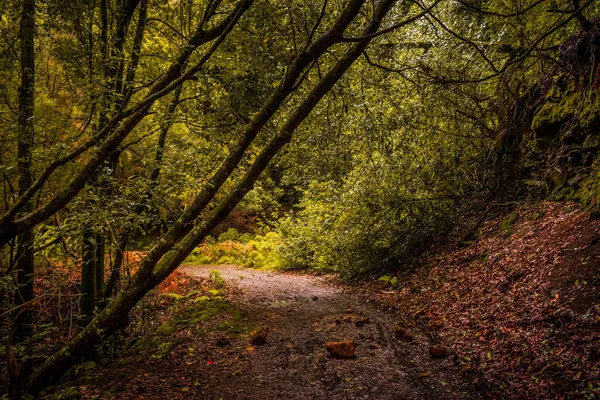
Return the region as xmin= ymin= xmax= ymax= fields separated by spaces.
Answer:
xmin=95 ymin=233 xmax=105 ymax=303
xmin=80 ymin=228 xmax=96 ymax=319
xmin=26 ymin=0 xmax=398 ymax=392
xmin=102 ymin=233 xmax=127 ymax=301
xmin=14 ymin=0 xmax=36 ymax=342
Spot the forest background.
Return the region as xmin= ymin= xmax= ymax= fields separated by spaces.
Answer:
xmin=0 ymin=0 xmax=598 ymax=396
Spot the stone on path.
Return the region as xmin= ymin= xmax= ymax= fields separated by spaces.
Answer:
xmin=216 ymin=335 xmax=231 ymax=346
xmin=429 ymin=344 xmax=448 ymax=358
xmin=394 ymin=326 xmax=413 ymax=342
xmin=325 ymin=340 xmax=357 ymax=358
xmin=250 ymin=328 xmax=269 ymax=345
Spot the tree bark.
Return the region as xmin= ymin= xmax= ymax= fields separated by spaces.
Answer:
xmin=14 ymin=0 xmax=36 ymax=342
xmin=95 ymin=233 xmax=105 ymax=303
xmin=26 ymin=0 xmax=400 ymax=393
xmin=80 ymin=228 xmax=96 ymax=319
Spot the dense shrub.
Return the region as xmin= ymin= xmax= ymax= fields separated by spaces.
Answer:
xmin=184 ymin=229 xmax=283 ymax=270
xmin=276 ymin=141 xmax=483 ymax=278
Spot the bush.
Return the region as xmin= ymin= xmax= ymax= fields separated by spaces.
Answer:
xmin=275 ymin=151 xmax=469 ymax=278
xmin=218 ymin=228 xmax=241 ymax=243
xmin=182 ymin=232 xmax=284 ymax=270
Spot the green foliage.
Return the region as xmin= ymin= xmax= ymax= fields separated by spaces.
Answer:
xmin=498 ymin=213 xmax=519 ymax=237
xmin=183 ymin=232 xmax=283 ymax=270
xmin=378 ymin=275 xmax=398 ymax=287
xmin=217 ymin=228 xmax=254 ymax=243
xmin=275 ymin=148 xmax=468 ymax=278
xmin=242 ymin=232 xmax=283 ymax=270
xmin=208 ymin=270 xmax=225 ymax=289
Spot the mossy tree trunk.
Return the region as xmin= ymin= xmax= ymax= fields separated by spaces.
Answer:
xmin=14 ymin=0 xmax=36 ymax=342
xmin=80 ymin=228 xmax=97 ymax=319
xmin=27 ymin=0 xmax=401 ymax=392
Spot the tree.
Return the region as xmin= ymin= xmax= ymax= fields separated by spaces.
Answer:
xmin=13 ymin=0 xmax=36 ymax=342
xmin=0 ymin=0 xmax=596 ymax=394
xmin=23 ymin=0 xmax=428 ymax=392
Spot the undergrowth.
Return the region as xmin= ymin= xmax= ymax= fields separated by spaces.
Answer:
xmin=184 ymin=228 xmax=283 ymax=270
xmin=36 ymin=271 xmax=250 ymax=399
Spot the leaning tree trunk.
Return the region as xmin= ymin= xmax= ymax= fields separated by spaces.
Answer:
xmin=14 ymin=0 xmax=36 ymax=342
xmin=103 ymin=83 xmax=183 ymax=302
xmin=0 ymin=0 xmax=252 ymax=248
xmin=27 ymin=0 xmax=399 ymax=392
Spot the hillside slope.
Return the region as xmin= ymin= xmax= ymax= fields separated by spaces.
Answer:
xmin=358 ymin=201 xmax=600 ymax=399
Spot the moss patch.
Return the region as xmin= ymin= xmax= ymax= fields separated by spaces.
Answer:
xmin=574 ymin=166 xmax=600 ymax=205
xmin=152 ymin=342 xmax=176 ymax=359
xmin=531 ymin=80 xmax=600 ymax=138
xmin=498 ymin=213 xmax=519 ymax=237
xmin=154 ymin=297 xmax=247 ymax=337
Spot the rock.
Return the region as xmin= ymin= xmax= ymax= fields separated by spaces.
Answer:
xmin=394 ymin=326 xmax=413 ymax=342
xmin=250 ymin=328 xmax=268 ymax=345
xmin=312 ymin=296 xmax=319 ymax=301
xmin=325 ymin=340 xmax=357 ymax=358
xmin=429 ymin=344 xmax=448 ymax=358
xmin=368 ymin=343 xmax=381 ymax=350
xmin=549 ymin=167 xmax=567 ymax=189
xmin=354 ymin=317 xmax=370 ymax=327
xmin=346 ymin=308 xmax=354 ymax=314
xmin=216 ymin=336 xmax=231 ymax=346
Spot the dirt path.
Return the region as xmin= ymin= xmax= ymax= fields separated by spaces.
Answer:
xmin=177 ymin=265 xmax=483 ymax=399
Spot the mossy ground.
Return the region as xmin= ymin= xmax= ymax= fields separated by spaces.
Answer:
xmin=152 ymin=296 xmax=248 ymax=339
xmin=36 ymin=273 xmax=255 ymax=400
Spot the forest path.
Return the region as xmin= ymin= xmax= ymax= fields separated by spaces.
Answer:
xmin=177 ymin=264 xmax=482 ymax=400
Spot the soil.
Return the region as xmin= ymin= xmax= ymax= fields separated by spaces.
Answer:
xmin=31 ymin=202 xmax=600 ymax=400
xmin=41 ymin=202 xmax=600 ymax=400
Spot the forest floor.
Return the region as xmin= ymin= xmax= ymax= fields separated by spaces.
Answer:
xmin=354 ymin=201 xmax=600 ymax=399
xmin=45 ymin=265 xmax=486 ymax=400
xmin=41 ymin=201 xmax=600 ymax=400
